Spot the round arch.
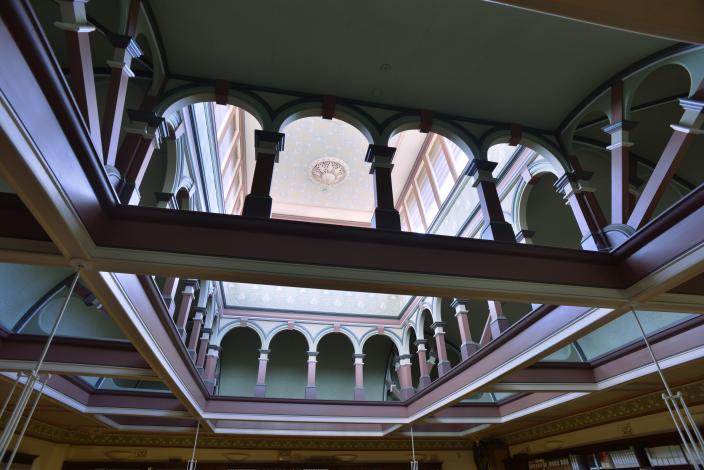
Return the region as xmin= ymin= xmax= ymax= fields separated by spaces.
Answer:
xmin=380 ymin=115 xmax=479 ymax=159
xmin=511 ymin=160 xmax=562 ymax=231
xmin=316 ymin=332 xmax=356 ymax=400
xmin=361 ymin=333 xmax=400 ymax=401
xmin=266 ymin=329 xmax=310 ymax=399
xmin=313 ymin=326 xmax=361 ymax=354
xmin=264 ymin=324 xmax=314 ymax=351
xmin=218 ymin=326 xmax=262 ymax=397
xmin=213 ymin=321 xmax=266 ymax=348
xmin=480 ymin=130 xmax=569 ymax=177
xmin=273 ymin=101 xmax=379 ymax=144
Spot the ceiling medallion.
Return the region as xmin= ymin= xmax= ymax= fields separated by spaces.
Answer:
xmin=309 ymin=157 xmax=349 ymax=189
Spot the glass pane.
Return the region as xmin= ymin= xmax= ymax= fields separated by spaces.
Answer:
xmin=446 ymin=138 xmax=469 ymax=170
xmin=406 ymin=194 xmax=424 ymax=232
xmin=430 ymin=143 xmax=453 ymax=200
xmin=417 ymin=167 xmax=438 ymax=223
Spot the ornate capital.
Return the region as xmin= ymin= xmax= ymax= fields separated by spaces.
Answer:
xmin=466 ymin=159 xmax=497 ymax=186
xmin=365 ymin=145 xmax=396 ymax=173
xmin=254 ymin=130 xmax=285 ymax=156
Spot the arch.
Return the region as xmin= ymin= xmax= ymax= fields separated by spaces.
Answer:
xmin=312 ymin=326 xmax=361 ymax=354
xmin=264 ymin=323 xmax=314 ymax=351
xmin=511 ymin=159 xmax=562 ymax=232
xmin=273 ymin=101 xmax=379 ymax=144
xmin=266 ymin=329 xmax=310 ymax=399
xmin=154 ymin=84 xmax=270 ymax=130
xmin=218 ymin=326 xmax=261 ymax=397
xmin=480 ymin=129 xmax=569 ymax=177
xmin=624 ymin=62 xmax=693 ymax=115
xmin=316 ymin=332 xmax=356 ymax=400
xmin=361 ymin=333 xmax=401 ymax=401
xmin=523 ymin=172 xmax=582 ymax=249
xmin=213 ymin=321 xmax=265 ymax=348
xmin=380 ymin=115 xmax=479 ymax=159
xmin=359 ymin=329 xmax=403 ymax=355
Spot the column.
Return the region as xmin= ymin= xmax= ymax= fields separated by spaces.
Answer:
xmin=187 ymin=306 xmax=205 ymax=361
xmin=602 ymin=80 xmax=637 ymax=225
xmin=365 ymin=145 xmax=401 ymax=230
xmin=55 ymin=0 xmax=102 ymax=153
xmin=415 ymin=340 xmax=432 ymax=389
xmin=554 ymin=171 xmax=609 ymax=251
xmin=451 ymin=299 xmax=479 ymax=360
xmin=161 ymin=277 xmax=179 ymax=315
xmin=203 ymin=345 xmax=220 ymax=393
xmin=174 ymin=281 xmax=197 ymax=341
xmin=102 ymin=35 xmax=142 ymax=166
xmin=488 ymin=300 xmax=509 ymax=339
xmin=195 ymin=327 xmax=211 ymax=373
xmin=117 ymin=110 xmax=165 ymax=204
xmin=242 ymin=130 xmax=285 ymax=218
xmin=254 ymin=349 xmax=270 ymax=397
xmin=431 ymin=321 xmax=452 ymax=376
xmin=305 ymin=351 xmax=318 ymax=399
xmin=353 ymin=353 xmax=365 ymax=400
xmin=466 ymin=159 xmax=515 ymax=242
xmin=397 ymin=354 xmax=414 ymax=400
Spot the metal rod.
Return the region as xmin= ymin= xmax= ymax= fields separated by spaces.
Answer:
xmin=4 ymin=374 xmax=50 ymax=470
xmin=187 ymin=420 xmax=200 ymax=470
xmin=632 ymin=311 xmax=674 ymax=396
xmin=0 ymin=271 xmax=80 ymax=457
xmin=0 ymin=373 xmax=22 ymax=420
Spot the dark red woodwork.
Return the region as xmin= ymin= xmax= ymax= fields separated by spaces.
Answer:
xmin=509 ymin=123 xmax=522 ymax=146
xmin=467 ymin=159 xmax=515 ymax=242
xmin=420 ymin=109 xmax=433 ymax=133
xmin=322 ymin=95 xmax=336 ymax=119
xmin=242 ymin=130 xmax=285 ymax=218
xmin=365 ymin=145 xmax=401 ymax=231
xmin=215 ymin=79 xmax=229 ymax=105
xmin=554 ymin=171 xmax=608 ymax=250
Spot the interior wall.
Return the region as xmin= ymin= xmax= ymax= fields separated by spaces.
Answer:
xmin=362 ymin=335 xmax=397 ymax=401
xmin=316 ymin=333 xmax=355 ymax=400
xmin=266 ymin=330 xmax=309 ymax=399
xmin=526 ymin=173 xmax=582 ymax=249
xmin=218 ymin=327 xmax=260 ymax=397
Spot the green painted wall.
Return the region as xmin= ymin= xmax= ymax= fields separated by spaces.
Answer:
xmin=316 ymin=333 xmax=355 ymax=400
xmin=218 ymin=327 xmax=260 ymax=397
xmin=266 ymin=330 xmax=308 ymax=399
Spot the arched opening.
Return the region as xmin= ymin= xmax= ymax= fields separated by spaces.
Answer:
xmin=266 ymin=329 xmax=309 ymax=399
xmin=361 ymin=335 xmax=400 ymax=401
xmin=218 ymin=327 xmax=261 ymax=397
xmin=271 ymin=117 xmax=372 ymax=227
xmin=525 ymin=173 xmax=582 ymax=249
xmin=390 ymin=130 xmax=470 ymax=233
xmin=629 ymin=64 xmax=698 ymax=218
xmin=316 ymin=332 xmax=355 ymax=400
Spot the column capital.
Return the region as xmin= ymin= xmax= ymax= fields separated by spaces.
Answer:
xmin=674 ymin=98 xmax=704 ymax=134
xmin=365 ymin=145 xmax=396 ymax=173
xmin=352 ymin=353 xmax=366 ymax=359
xmin=554 ymin=171 xmax=595 ymax=199
xmin=307 ymin=351 xmax=319 ymax=361
xmin=450 ymin=298 xmax=469 ymax=313
xmin=193 ymin=306 xmax=207 ymax=314
xmin=54 ymin=0 xmax=94 ymax=33
xmin=601 ymin=119 xmax=638 ymax=135
xmin=430 ymin=321 xmax=446 ymax=330
xmin=254 ymin=130 xmax=285 ymax=157
xmin=124 ymin=109 xmax=166 ymax=143
xmin=109 ymin=35 xmax=143 ymax=57
xmin=414 ymin=339 xmax=428 ymax=347
xmin=258 ymin=349 xmax=271 ymax=354
xmin=466 ymin=159 xmax=497 ymax=185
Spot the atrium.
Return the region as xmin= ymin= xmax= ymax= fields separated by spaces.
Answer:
xmin=0 ymin=1 xmax=703 ymax=469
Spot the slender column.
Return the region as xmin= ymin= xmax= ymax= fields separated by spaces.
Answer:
xmin=628 ymin=97 xmax=704 ymax=229
xmin=415 ymin=340 xmax=432 ymax=389
xmin=187 ymin=306 xmax=205 ymax=361
xmin=451 ymin=299 xmax=479 ymax=360
xmin=242 ymin=130 xmax=285 ymax=218
xmin=603 ymin=80 xmax=637 ymax=225
xmin=365 ymin=145 xmax=401 ymax=230
xmin=466 ymin=159 xmax=515 ymax=242
xmin=554 ymin=171 xmax=609 ymax=251
xmin=488 ymin=300 xmax=509 ymax=339
xmin=397 ymin=354 xmax=414 ymax=400
xmin=161 ymin=277 xmax=180 ymax=316
xmin=174 ymin=282 xmax=197 ymax=341
xmin=305 ymin=351 xmax=318 ymax=399
xmin=102 ymin=36 xmax=142 ymax=166
xmin=353 ymin=353 xmax=365 ymax=400
xmin=55 ymin=0 xmax=102 ymax=154
xmin=117 ymin=110 xmax=165 ymax=204
xmin=431 ymin=322 xmax=451 ymax=376
xmin=254 ymin=349 xmax=270 ymax=397
xmin=203 ymin=345 xmax=220 ymax=393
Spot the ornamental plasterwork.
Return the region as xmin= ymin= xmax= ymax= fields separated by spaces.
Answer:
xmin=501 ymin=381 xmax=704 ymax=445
xmin=309 ymin=157 xmax=349 ymax=188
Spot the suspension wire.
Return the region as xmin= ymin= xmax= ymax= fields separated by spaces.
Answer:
xmin=187 ymin=420 xmax=200 ymax=470
xmin=4 ymin=374 xmax=50 ymax=470
xmin=632 ymin=310 xmax=704 ymax=468
xmin=0 ymin=271 xmax=80 ymax=458
xmin=410 ymin=425 xmax=418 ymax=470
xmin=0 ymin=373 xmax=23 ymax=421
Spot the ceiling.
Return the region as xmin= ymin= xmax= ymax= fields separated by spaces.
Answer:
xmin=145 ymin=0 xmax=674 ymax=129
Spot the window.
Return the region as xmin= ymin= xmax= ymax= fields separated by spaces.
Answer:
xmin=429 ymin=143 xmax=453 ymax=200
xmin=405 ymin=194 xmax=424 ymax=232
xmin=416 ymin=166 xmax=438 ymax=222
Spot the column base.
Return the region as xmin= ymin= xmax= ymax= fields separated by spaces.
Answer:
xmin=400 ymin=387 xmax=415 ymax=401
xmin=242 ymin=194 xmax=273 ymax=218
xmin=460 ymin=341 xmax=479 ymax=360
xmin=490 ymin=317 xmax=510 ymax=339
xmin=254 ymin=384 xmax=266 ymax=398
xmin=204 ymin=379 xmax=216 ymax=394
xmin=305 ymin=386 xmax=317 ymax=399
xmin=187 ymin=348 xmax=196 ymax=361
xmin=354 ymin=387 xmax=365 ymax=401
xmin=481 ymin=221 xmax=515 ymax=243
xmin=372 ymin=208 xmax=401 ymax=231
xmin=418 ymin=375 xmax=432 ymax=389
xmin=437 ymin=360 xmax=452 ymax=377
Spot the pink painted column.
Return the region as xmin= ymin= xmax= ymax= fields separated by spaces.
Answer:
xmin=488 ymin=300 xmax=510 ymax=339
xmin=254 ymin=349 xmax=270 ymax=397
xmin=186 ymin=306 xmax=205 ymax=361
xmin=353 ymin=353 xmax=365 ymax=400
xmin=174 ymin=282 xmax=196 ymax=341
xmin=397 ymin=355 xmax=414 ymax=400
xmin=195 ymin=327 xmax=211 ymax=373
xmin=431 ymin=322 xmax=451 ymax=376
xmin=203 ymin=345 xmax=220 ymax=393
xmin=305 ymin=351 xmax=318 ymax=399
xmin=161 ymin=277 xmax=180 ymax=316
xmin=451 ymin=299 xmax=478 ymax=361
xmin=415 ymin=340 xmax=432 ymax=389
